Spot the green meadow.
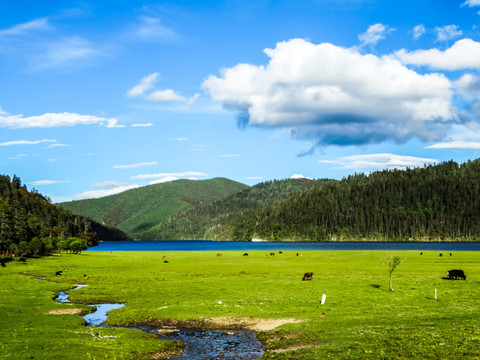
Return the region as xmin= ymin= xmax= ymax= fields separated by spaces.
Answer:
xmin=1 ymin=250 xmax=479 ymax=359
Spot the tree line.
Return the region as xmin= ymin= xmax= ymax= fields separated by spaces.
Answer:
xmin=0 ymin=174 xmax=100 ymax=256
xmin=228 ymin=160 xmax=480 ymax=241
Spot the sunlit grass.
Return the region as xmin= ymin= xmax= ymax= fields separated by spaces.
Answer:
xmin=1 ymin=250 xmax=479 ymax=359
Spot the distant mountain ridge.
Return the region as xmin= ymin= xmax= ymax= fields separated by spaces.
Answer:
xmin=60 ymin=178 xmax=248 ymax=240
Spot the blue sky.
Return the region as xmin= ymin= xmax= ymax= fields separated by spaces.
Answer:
xmin=2 ymin=0 xmax=480 ymax=202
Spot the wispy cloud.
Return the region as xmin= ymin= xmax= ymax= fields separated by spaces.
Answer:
xmin=425 ymin=141 xmax=480 ymax=150
xmin=0 ymin=139 xmax=56 ymax=146
xmin=319 ymin=153 xmax=439 ymax=170
xmin=219 ymin=154 xmax=241 ymax=158
xmin=131 ymin=171 xmax=208 ymax=180
xmin=131 ymin=122 xmax=154 ymax=127
xmin=0 ymin=108 xmax=120 ymax=129
xmin=127 ymin=72 xmax=160 ymax=97
xmin=358 ymin=23 xmax=395 ymax=48
xmin=73 ymin=184 xmax=140 ymax=200
xmin=0 ymin=18 xmax=51 ymax=37
xmin=46 ymin=143 xmax=71 ymax=149
xmin=412 ymin=24 xmax=426 ymax=39
xmin=113 ymin=161 xmax=158 ymax=169
xmin=171 ymin=137 xmax=189 ymax=141
xmin=29 ymin=180 xmax=71 ymax=186
xmin=130 ymin=16 xmax=178 ymax=42
xmin=434 ymin=25 xmax=463 ymax=42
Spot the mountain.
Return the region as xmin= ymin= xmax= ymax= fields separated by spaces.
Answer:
xmin=59 ymin=178 xmax=248 ymax=240
xmin=228 ymin=160 xmax=480 ymax=242
xmin=0 ymin=174 xmax=128 ymax=255
xmin=149 ymin=178 xmax=329 ymax=240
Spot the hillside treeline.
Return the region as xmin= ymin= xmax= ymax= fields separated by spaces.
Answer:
xmin=228 ymin=160 xmax=480 ymax=242
xmin=150 ymin=178 xmax=329 ymax=239
xmin=0 ymin=175 xmax=126 ymax=256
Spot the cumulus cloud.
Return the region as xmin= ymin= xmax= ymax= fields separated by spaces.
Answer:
xmin=396 ymin=39 xmax=480 ymax=70
xmin=358 ymin=23 xmax=395 ymax=47
xmin=290 ymin=174 xmax=313 ymax=180
xmin=0 ymin=109 xmax=119 ymax=129
xmin=113 ymin=161 xmax=158 ymax=169
xmin=319 ymin=153 xmax=439 ymax=170
xmin=462 ymin=0 xmax=480 ymax=6
xmin=203 ymin=38 xmax=455 ymax=149
xmin=146 ymin=89 xmax=186 ymax=102
xmin=455 ymin=74 xmax=480 ymax=94
xmin=434 ymin=25 xmax=463 ymax=42
xmin=413 ymin=24 xmax=426 ymax=39
xmin=127 ymin=73 xmax=160 ymax=97
xmin=131 ymin=171 xmax=208 ymax=180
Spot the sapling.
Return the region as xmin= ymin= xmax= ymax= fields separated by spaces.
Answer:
xmin=388 ymin=256 xmax=404 ymax=292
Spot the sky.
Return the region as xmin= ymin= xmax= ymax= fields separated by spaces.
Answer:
xmin=2 ymin=0 xmax=480 ymax=203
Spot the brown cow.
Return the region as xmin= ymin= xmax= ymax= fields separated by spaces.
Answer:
xmin=216 ymin=253 xmax=222 ymax=257
xmin=270 ymin=252 xmax=275 ymax=256
xmin=302 ymin=272 xmax=313 ymax=281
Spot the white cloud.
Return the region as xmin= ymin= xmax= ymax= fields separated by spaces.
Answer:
xmin=219 ymin=154 xmax=241 ymax=158
xmin=127 ymin=73 xmax=160 ymax=97
xmin=358 ymin=23 xmax=394 ymax=47
xmin=425 ymin=141 xmax=480 ymax=150
xmin=434 ymin=25 xmax=463 ymax=42
xmin=131 ymin=123 xmax=154 ymax=127
xmin=319 ymin=153 xmax=439 ymax=170
xmin=171 ymin=137 xmax=189 ymax=141
xmin=46 ymin=143 xmax=71 ymax=149
xmin=203 ymin=38 xmax=454 ymax=148
xmin=131 ymin=16 xmax=177 ymax=41
xmin=146 ymin=89 xmax=186 ymax=102
xmin=290 ymin=174 xmax=313 ymax=180
xmin=413 ymin=24 xmax=426 ymax=39
xmin=0 ymin=139 xmax=56 ymax=146
xmin=33 ymin=36 xmax=100 ymax=70
xmin=131 ymin=171 xmax=208 ymax=180
xmin=148 ymin=176 xmax=179 ymax=185
xmin=395 ymin=39 xmax=480 ymax=70
xmin=73 ymin=184 xmax=140 ymax=200
xmin=91 ymin=181 xmax=133 ymax=189
xmin=462 ymin=0 xmax=480 ymax=7
xmin=0 ymin=18 xmax=51 ymax=37
xmin=0 ymin=109 xmax=119 ymax=129
xmin=113 ymin=161 xmax=158 ymax=169
xmin=455 ymin=74 xmax=480 ymax=95
xmin=29 ymin=180 xmax=71 ymax=186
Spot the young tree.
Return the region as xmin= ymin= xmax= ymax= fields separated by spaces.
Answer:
xmin=388 ymin=256 xmax=404 ymax=292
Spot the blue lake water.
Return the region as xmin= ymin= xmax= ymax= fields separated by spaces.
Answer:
xmin=87 ymin=240 xmax=480 ymax=252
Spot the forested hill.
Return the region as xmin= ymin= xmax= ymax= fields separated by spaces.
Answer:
xmin=228 ymin=160 xmax=480 ymax=242
xmin=60 ymin=177 xmax=248 ymax=240
xmin=148 ymin=178 xmax=329 ymax=240
xmin=0 ymin=175 xmax=128 ymax=255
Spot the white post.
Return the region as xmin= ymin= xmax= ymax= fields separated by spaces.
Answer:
xmin=321 ymin=294 xmax=327 ymax=305
xmin=434 ymin=288 xmax=437 ymax=300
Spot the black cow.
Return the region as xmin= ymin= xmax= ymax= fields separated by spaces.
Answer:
xmin=1 ymin=262 xmax=5 ymax=268
xmin=447 ymin=269 xmax=466 ymax=280
xmin=302 ymin=272 xmax=313 ymax=281
xmin=243 ymin=253 xmax=249 ymax=256
xmin=55 ymin=270 xmax=63 ymax=276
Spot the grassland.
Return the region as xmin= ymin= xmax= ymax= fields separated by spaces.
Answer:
xmin=1 ymin=250 xmax=479 ymax=359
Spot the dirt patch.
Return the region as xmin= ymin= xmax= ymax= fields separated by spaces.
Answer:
xmin=48 ymin=308 xmax=86 ymax=315
xmin=267 ymin=343 xmax=322 ymax=353
xmin=141 ymin=317 xmax=301 ymax=332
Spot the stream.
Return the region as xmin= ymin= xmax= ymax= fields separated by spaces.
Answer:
xmin=55 ymin=285 xmax=264 ymax=359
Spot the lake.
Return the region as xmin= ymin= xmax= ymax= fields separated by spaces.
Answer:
xmin=87 ymin=240 xmax=480 ymax=252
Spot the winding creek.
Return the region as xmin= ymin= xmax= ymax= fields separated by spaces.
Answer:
xmin=54 ymin=284 xmax=264 ymax=359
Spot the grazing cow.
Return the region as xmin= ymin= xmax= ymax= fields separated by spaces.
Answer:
xmin=55 ymin=271 xmax=62 ymax=276
xmin=1 ymin=262 xmax=5 ymax=268
xmin=279 ymin=251 xmax=283 ymax=254
xmin=447 ymin=269 xmax=466 ymax=280
xmin=243 ymin=253 xmax=248 ymax=256
xmin=439 ymin=253 xmax=443 ymax=257
xmin=450 ymin=253 xmax=452 ymax=256
xmin=420 ymin=252 xmax=423 ymax=255
xmin=216 ymin=253 xmax=222 ymax=257
xmin=270 ymin=252 xmax=275 ymax=256
xmin=302 ymin=272 xmax=313 ymax=281
xmin=162 ymin=256 xmax=167 ymax=259
xmin=164 ymin=260 xmax=169 ymax=263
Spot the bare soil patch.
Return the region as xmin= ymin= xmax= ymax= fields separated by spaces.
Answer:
xmin=48 ymin=308 xmax=86 ymax=315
